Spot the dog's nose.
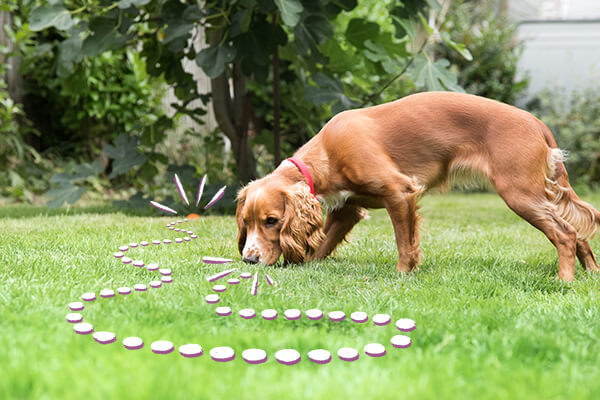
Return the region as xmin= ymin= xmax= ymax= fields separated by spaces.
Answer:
xmin=243 ymin=255 xmax=259 ymax=264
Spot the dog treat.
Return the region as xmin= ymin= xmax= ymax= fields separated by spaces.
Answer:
xmin=123 ymin=337 xmax=143 ymax=350
xmin=66 ymin=313 xmax=83 ymax=323
xmin=129 ymin=243 xmax=138 ymax=248
xmin=328 ymin=311 xmax=346 ymax=322
xmin=100 ymin=289 xmax=115 ymax=298
xmin=179 ymin=343 xmax=203 ymax=358
xmin=196 ymin=175 xmax=206 ymax=207
xmin=216 ymin=306 xmax=232 ymax=316
xmin=150 ymin=201 xmax=178 ymax=215
xmin=204 ymin=186 xmax=226 ymax=209
xmin=364 ymin=343 xmax=386 ymax=357
xmin=308 ymin=349 xmax=331 ymax=364
xmin=175 ymin=238 xmax=183 ymax=243
xmin=275 ymin=349 xmax=301 ymax=365
xmin=173 ymin=174 xmax=190 ymax=206
xmin=159 ymin=268 xmax=172 ymax=276
xmin=239 ymin=308 xmax=256 ymax=319
xmin=150 ymin=280 xmax=162 ymax=288
xmin=121 ymin=257 xmax=132 ymax=264
xmin=140 ymin=241 xmax=149 ymax=246
xmin=132 ymin=260 xmax=144 ymax=268
xmin=113 ymin=252 xmax=124 ymax=258
xmin=306 ymin=309 xmax=323 ymax=320
xmin=261 ymin=309 xmax=278 ymax=320
xmin=206 ymin=268 xmax=236 ymax=282
xmin=202 ymin=257 xmax=233 ymax=264
xmin=161 ymin=276 xmax=172 ymax=283
xmin=146 ymin=263 xmax=159 ymax=271
xmin=119 ymin=245 xmax=128 ymax=252
xmin=373 ymin=314 xmax=391 ymax=326
xmin=134 ymin=284 xmax=147 ymax=291
xmin=351 ymin=311 xmax=368 ymax=323
xmin=152 ymin=240 xmax=161 ymax=245
xmin=284 ymin=309 xmax=301 ymax=320
xmin=227 ymin=278 xmax=240 ymax=285
xmin=74 ymin=322 xmax=93 ymax=335
xmin=93 ymin=331 xmax=116 ymax=344
xmin=81 ymin=292 xmax=96 ymax=302
xmin=212 ymin=285 xmax=226 ymax=292
xmin=69 ymin=302 xmax=84 ymax=311
xmin=184 ymin=237 xmax=191 ymax=242
xmin=242 ymin=348 xmax=267 ymax=364
xmin=210 ymin=346 xmax=235 ymax=362
xmin=396 ymin=318 xmax=416 ymax=332
xmin=151 ymin=340 xmax=174 ymax=354
xmin=117 ymin=287 xmax=131 ymax=295
xmin=163 ymin=239 xmax=172 ymax=245
xmin=190 ymin=234 xmax=197 ymax=239
xmin=240 ymin=272 xmax=252 ymax=279
xmin=251 ymin=272 xmax=258 ymax=296
xmin=265 ymin=274 xmax=276 ymax=286
xmin=337 ymin=347 xmax=359 ymax=362
xmin=205 ymin=294 xmax=220 ymax=304
xmin=391 ymin=335 xmax=412 ymax=348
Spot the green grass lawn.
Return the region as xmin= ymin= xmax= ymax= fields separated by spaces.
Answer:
xmin=2 ymin=193 xmax=600 ymax=399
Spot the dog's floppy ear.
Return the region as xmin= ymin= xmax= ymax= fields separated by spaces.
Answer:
xmin=280 ymin=183 xmax=325 ymax=264
xmin=236 ymin=186 xmax=248 ymax=255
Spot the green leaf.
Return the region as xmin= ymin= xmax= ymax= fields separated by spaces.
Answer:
xmin=118 ymin=0 xmax=151 ymax=9
xmin=103 ymin=134 xmax=147 ymax=179
xmin=57 ymin=36 xmax=83 ymax=78
xmin=304 ymin=73 xmax=357 ymax=113
xmin=82 ymin=17 xmax=118 ymax=57
xmin=274 ymin=0 xmax=303 ymax=27
xmin=293 ymin=15 xmax=333 ymax=56
xmin=441 ymin=32 xmax=473 ymax=61
xmin=29 ymin=5 xmax=74 ymax=32
xmin=195 ymin=45 xmax=237 ymax=78
xmin=410 ymin=55 xmax=464 ymax=92
xmin=345 ymin=18 xmax=379 ymax=49
xmin=46 ymin=182 xmax=86 ymax=208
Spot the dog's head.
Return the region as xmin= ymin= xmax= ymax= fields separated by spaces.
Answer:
xmin=236 ymin=177 xmax=325 ymax=265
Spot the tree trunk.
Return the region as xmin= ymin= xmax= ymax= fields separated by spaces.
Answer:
xmin=208 ymin=30 xmax=258 ymax=184
xmin=272 ymin=47 xmax=282 ymax=166
xmin=0 ymin=10 xmax=24 ymax=104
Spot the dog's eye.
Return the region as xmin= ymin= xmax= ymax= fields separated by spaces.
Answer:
xmin=265 ymin=217 xmax=278 ymax=227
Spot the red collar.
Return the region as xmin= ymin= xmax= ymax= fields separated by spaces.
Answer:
xmin=286 ymin=157 xmax=316 ymax=197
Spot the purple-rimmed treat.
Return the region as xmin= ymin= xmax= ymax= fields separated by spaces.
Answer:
xmin=140 ymin=241 xmax=149 ymax=247
xmin=364 ymin=343 xmax=386 ymax=357
xmin=132 ymin=260 xmax=144 ymax=268
xmin=206 ymin=268 xmax=236 ymax=282
xmin=227 ymin=278 xmax=240 ymax=285
xmin=337 ymin=347 xmax=359 ymax=362
xmin=152 ymin=240 xmax=161 ymax=245
xmin=114 ymin=252 xmax=124 ymax=259
xmin=151 ymin=340 xmax=174 ymax=354
xmin=81 ymin=292 xmax=96 ymax=302
xmin=216 ymin=306 xmax=232 ymax=316
xmin=179 ymin=344 xmax=203 ymax=358
xmin=134 ymin=284 xmax=147 ymax=292
xmin=119 ymin=245 xmax=129 ymax=252
xmin=121 ymin=257 xmax=132 ymax=264
xmin=212 ymin=285 xmax=226 ymax=292
xmin=123 ymin=337 xmax=143 ymax=350
xmin=163 ymin=239 xmax=172 ymax=244
xmin=351 ymin=311 xmax=368 ymax=323
xmin=239 ymin=308 xmax=256 ymax=319
xmin=261 ymin=309 xmax=278 ymax=320
xmin=205 ymin=294 xmax=220 ymax=304
xmin=161 ymin=276 xmax=172 ymax=283
xmin=308 ymin=349 xmax=332 ymax=364
xmin=100 ymin=289 xmax=115 ymax=298
xmin=210 ymin=346 xmax=235 ymax=362
xmin=391 ymin=335 xmax=412 ymax=349
xmin=396 ymin=318 xmax=416 ymax=332
xmin=159 ymin=268 xmax=172 ymax=276
xmin=204 ymin=186 xmax=226 ymax=209
xmin=93 ymin=331 xmax=116 ymax=344
xmin=306 ymin=309 xmax=323 ymax=320
xmin=284 ymin=309 xmax=302 ymax=320
xmin=117 ymin=287 xmax=131 ymax=295
xmin=242 ymin=349 xmax=267 ymax=364
xmin=69 ymin=302 xmax=84 ymax=311
xmin=203 ymin=257 xmax=233 ymax=264
xmin=275 ymin=349 xmax=301 ymax=365
xmin=240 ymin=272 xmax=252 ymax=279
xmin=150 ymin=201 xmax=177 ymax=215
xmin=66 ymin=313 xmax=83 ymax=323
xmin=146 ymin=263 xmax=159 ymax=271
xmin=373 ymin=314 xmax=391 ymax=326
xmin=73 ymin=322 xmax=93 ymax=335
xmin=150 ymin=280 xmax=162 ymax=288
xmin=129 ymin=243 xmax=138 ymax=248
xmin=328 ymin=311 xmax=346 ymax=322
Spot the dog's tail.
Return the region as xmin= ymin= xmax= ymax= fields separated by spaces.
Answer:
xmin=543 ymin=132 xmax=600 ymax=239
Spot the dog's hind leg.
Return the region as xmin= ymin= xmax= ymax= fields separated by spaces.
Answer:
xmin=576 ymin=238 xmax=599 ymax=272
xmin=312 ymin=205 xmax=367 ymax=260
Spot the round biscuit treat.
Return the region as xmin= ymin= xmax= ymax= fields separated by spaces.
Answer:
xmin=364 ymin=343 xmax=386 ymax=357
xmin=328 ymin=311 xmax=346 ymax=321
xmin=74 ymin=322 xmax=94 ymax=335
xmin=140 ymin=241 xmax=149 ymax=247
xmin=169 ymin=227 xmax=175 ymax=231
xmin=119 ymin=245 xmax=129 ymax=252
xmin=113 ymin=252 xmax=124 ymax=258
xmin=337 ymin=347 xmax=359 ymax=362
xmin=117 ymin=287 xmax=131 ymax=295
xmin=179 ymin=344 xmax=203 ymax=358
xmin=66 ymin=313 xmax=83 ymax=323
xmin=240 ymin=272 xmax=252 ymax=279
xmin=205 ymin=294 xmax=220 ymax=304
xmin=146 ymin=263 xmax=159 ymax=271
xmin=152 ymin=240 xmax=161 ymax=245
xmin=396 ymin=318 xmax=416 ymax=332
xmin=161 ymin=276 xmax=172 ymax=283
xmin=284 ymin=309 xmax=302 ymax=320
xmin=93 ymin=331 xmax=116 ymax=344
xmin=69 ymin=302 xmax=84 ymax=311
xmin=151 ymin=340 xmax=174 ymax=354
xmin=129 ymin=243 xmax=138 ymax=248
xmin=306 ymin=309 xmax=323 ymax=320
xmin=212 ymin=285 xmax=226 ymax=292
xmin=134 ymin=284 xmax=147 ymax=291
xmin=210 ymin=346 xmax=235 ymax=362
xmin=190 ymin=235 xmax=198 ymax=239
xmin=123 ymin=336 xmax=143 ymax=350
xmin=373 ymin=314 xmax=391 ymax=326
xmin=391 ymin=335 xmax=412 ymax=349
xmin=351 ymin=311 xmax=368 ymax=323
xmin=216 ymin=306 xmax=232 ymax=316
xmin=242 ymin=348 xmax=267 ymax=364
xmin=159 ymin=268 xmax=172 ymax=276
xmin=184 ymin=237 xmax=191 ymax=242
xmin=227 ymin=278 xmax=240 ymax=285
xmin=81 ymin=292 xmax=96 ymax=302
xmin=163 ymin=239 xmax=172 ymax=244
xmin=150 ymin=280 xmax=162 ymax=288
xmin=121 ymin=257 xmax=132 ymax=264
xmin=175 ymin=238 xmax=183 ymax=243
xmin=275 ymin=349 xmax=301 ymax=365
xmin=239 ymin=308 xmax=256 ymax=319
xmin=132 ymin=260 xmax=144 ymax=268
xmin=261 ymin=309 xmax=278 ymax=320
xmin=308 ymin=349 xmax=332 ymax=364
xmin=100 ymin=289 xmax=115 ymax=298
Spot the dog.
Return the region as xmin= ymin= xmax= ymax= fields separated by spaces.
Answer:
xmin=235 ymin=91 xmax=600 ymax=281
